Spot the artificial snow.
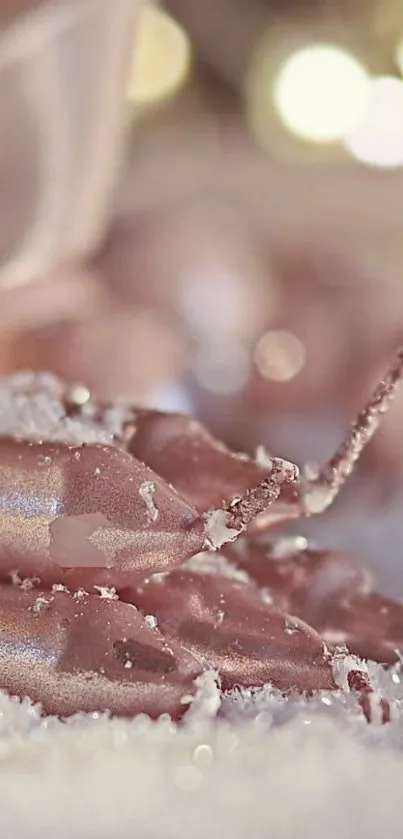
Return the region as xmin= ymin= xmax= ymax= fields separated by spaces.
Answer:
xmin=270 ymin=534 xmax=309 ymax=559
xmin=204 ymin=510 xmax=241 ymax=550
xmin=0 ymin=664 xmax=402 ymax=838
xmin=0 ymin=371 xmax=133 ymax=445
xmin=184 ymin=551 xmax=251 ymax=584
xmin=139 ymin=480 xmax=159 ymax=522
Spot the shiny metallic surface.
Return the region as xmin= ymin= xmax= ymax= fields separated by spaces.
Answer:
xmin=0 ymin=372 xmax=397 ymax=717
xmin=0 ymin=584 xmax=201 ymax=717
xmin=126 ymin=409 xmax=273 ymax=513
xmin=302 ymin=588 xmax=403 ymax=667
xmin=226 ymin=538 xmax=403 ymax=666
xmin=0 ymin=437 xmax=205 ymax=589
xmin=226 ymin=539 xmax=372 ymax=610
xmin=134 ymin=571 xmax=336 ymax=693
xmin=126 ymin=409 xmax=299 ymax=525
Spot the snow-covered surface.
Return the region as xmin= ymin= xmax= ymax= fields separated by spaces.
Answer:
xmin=0 ymin=371 xmax=132 ymax=445
xmin=0 ymin=664 xmax=403 ymax=839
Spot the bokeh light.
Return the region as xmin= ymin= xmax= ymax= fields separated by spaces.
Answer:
xmin=194 ymin=341 xmax=250 ymax=395
xmin=254 ymin=330 xmax=306 ymax=382
xmin=127 ymin=5 xmax=191 ymax=106
xmin=273 ymin=45 xmax=370 ymax=143
xmin=180 ymin=270 xmax=252 ymax=339
xmin=345 ymin=77 xmax=403 ymax=168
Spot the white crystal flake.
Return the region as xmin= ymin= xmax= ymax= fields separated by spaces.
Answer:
xmin=302 ymin=483 xmax=334 ymax=516
xmin=144 ymin=614 xmax=158 ymax=629
xmin=184 ymin=551 xmax=251 ymax=584
xmin=20 ymin=577 xmax=40 ymax=592
xmin=204 ymin=510 xmax=241 ymax=550
xmin=255 ymin=444 xmax=273 ymax=468
xmin=73 ymin=588 xmax=89 ymax=601
xmin=139 ymin=481 xmax=159 ymax=523
xmin=93 ymin=586 xmax=119 ymax=601
xmin=51 ymin=583 xmax=69 ymax=594
xmin=31 ymin=595 xmax=52 ymax=614
xmin=271 ymin=534 xmax=309 ymax=559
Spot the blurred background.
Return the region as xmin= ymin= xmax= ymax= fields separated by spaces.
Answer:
xmin=2 ymin=0 xmax=403 ymax=589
